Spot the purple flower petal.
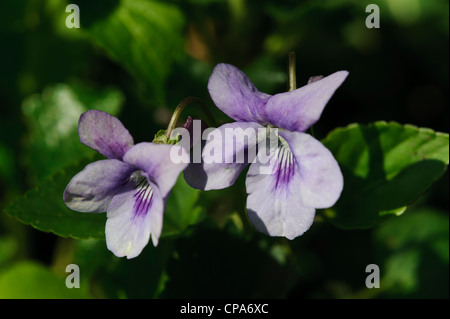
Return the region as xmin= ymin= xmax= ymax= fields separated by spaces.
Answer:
xmin=245 ymin=136 xmax=316 ymax=239
xmin=123 ymin=142 xmax=189 ymax=198
xmin=245 ymin=131 xmax=343 ymax=239
xmin=208 ymin=63 xmax=271 ymax=124
xmin=105 ymin=174 xmax=164 ymax=258
xmin=78 ymin=110 xmax=134 ymax=160
xmin=63 ymin=159 xmax=135 ymax=213
xmin=184 ymin=122 xmax=263 ymax=190
xmin=279 ymin=130 xmax=343 ymax=209
xmin=264 ymin=71 xmax=348 ymax=132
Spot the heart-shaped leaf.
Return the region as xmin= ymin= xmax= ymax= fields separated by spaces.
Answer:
xmin=321 ymin=121 xmax=449 ymax=229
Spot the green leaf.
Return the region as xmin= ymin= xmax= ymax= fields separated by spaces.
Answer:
xmin=0 ymin=261 xmax=90 ymax=298
xmin=322 ymin=121 xmax=449 ymax=229
xmin=162 ymin=175 xmax=204 ymax=238
xmin=86 ymin=0 xmax=185 ymax=104
xmin=374 ymin=208 xmax=449 ymax=296
xmin=22 ymin=83 xmax=124 ymax=183
xmin=4 ymin=158 xmax=106 ymax=240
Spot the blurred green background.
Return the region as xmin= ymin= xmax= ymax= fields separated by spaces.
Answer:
xmin=0 ymin=0 xmax=448 ymax=298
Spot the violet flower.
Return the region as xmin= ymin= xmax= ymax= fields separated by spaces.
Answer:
xmin=185 ymin=63 xmax=348 ymax=239
xmin=63 ymin=110 xmax=188 ymax=258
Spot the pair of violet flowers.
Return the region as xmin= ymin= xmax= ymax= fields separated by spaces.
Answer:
xmin=64 ymin=60 xmax=348 ymax=258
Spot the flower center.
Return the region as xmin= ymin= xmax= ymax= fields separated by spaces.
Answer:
xmin=131 ymin=171 xmax=154 ymax=217
xmin=274 ymin=136 xmax=295 ymax=190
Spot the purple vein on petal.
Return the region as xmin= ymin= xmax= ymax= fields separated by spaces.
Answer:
xmin=131 ymin=174 xmax=154 ymax=218
xmin=273 ymin=137 xmax=295 ymax=190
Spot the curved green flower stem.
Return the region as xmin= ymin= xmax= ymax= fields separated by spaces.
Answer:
xmin=165 ymin=96 xmax=216 ymax=140
xmin=288 ymin=51 xmax=316 ymax=138
xmin=288 ymin=51 xmax=297 ymax=92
